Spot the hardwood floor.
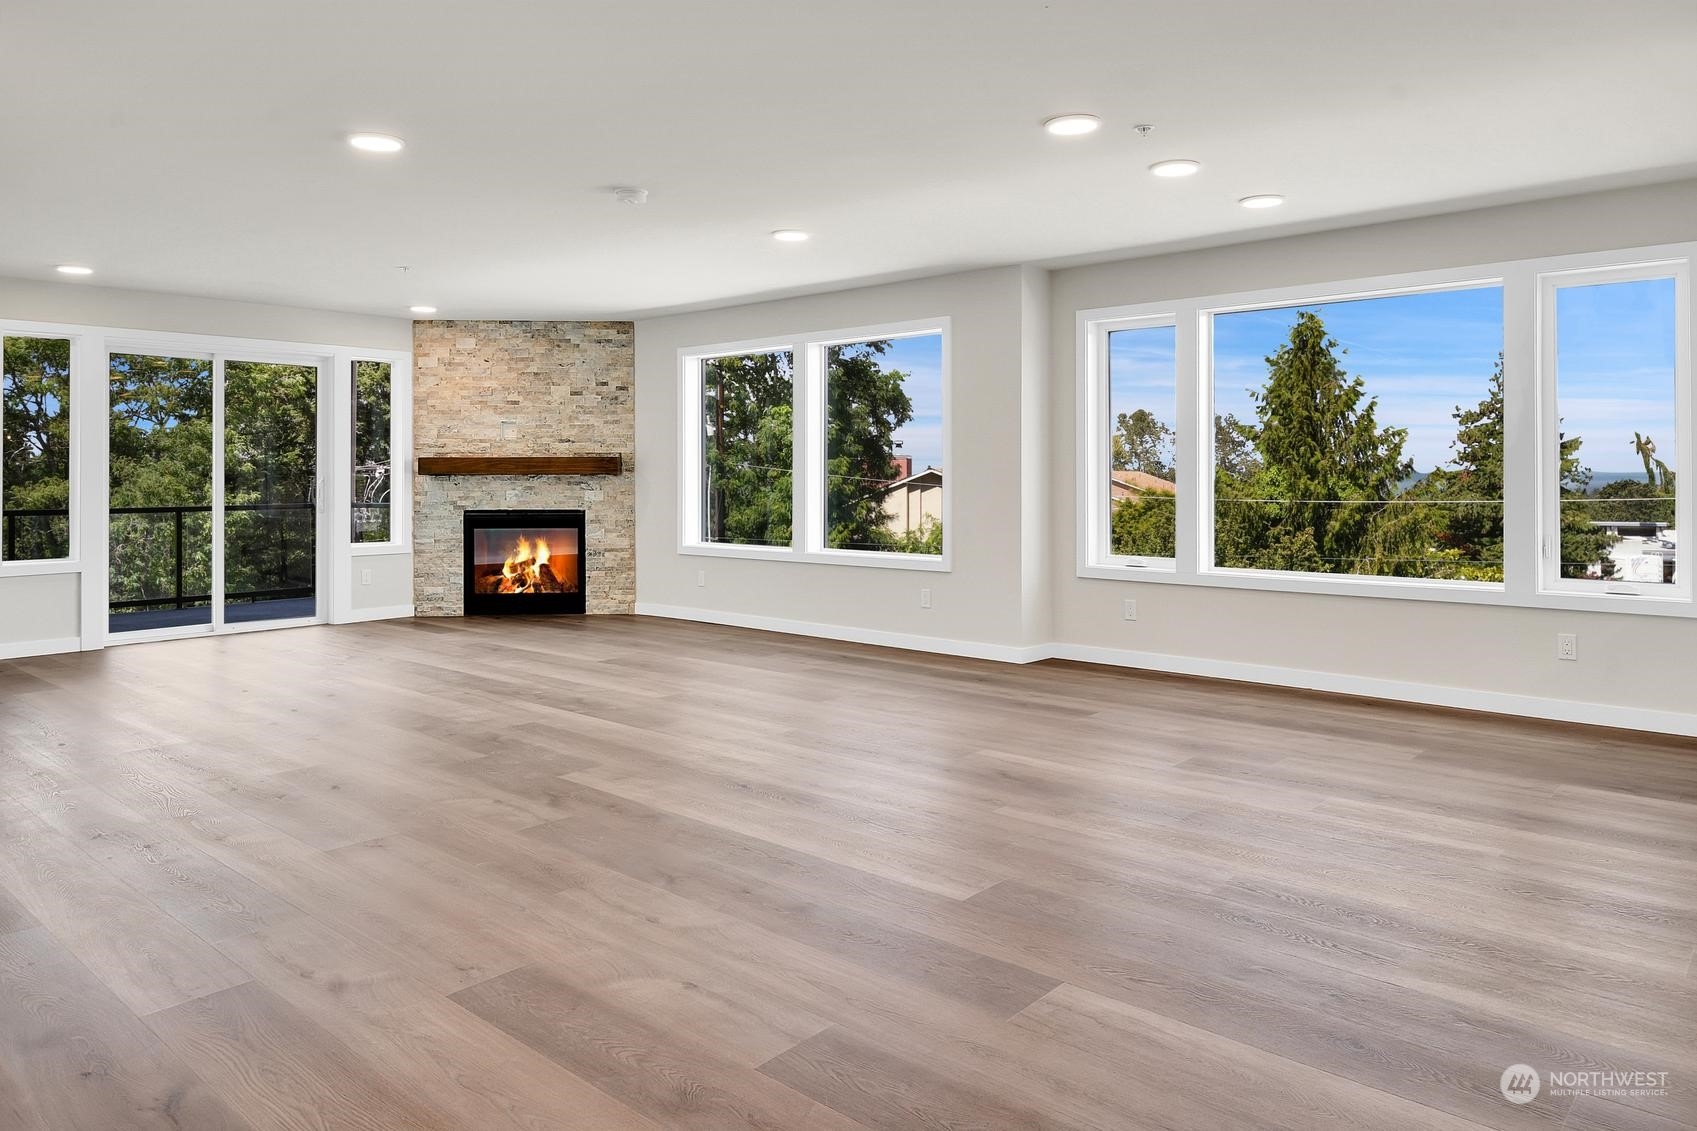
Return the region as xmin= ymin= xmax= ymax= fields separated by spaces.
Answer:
xmin=1 ymin=614 xmax=1694 ymax=1130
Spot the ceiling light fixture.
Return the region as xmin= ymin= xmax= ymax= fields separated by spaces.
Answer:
xmin=1149 ymin=159 xmax=1201 ymax=178
xmin=1043 ymin=114 xmax=1101 ymax=137
xmin=348 ymin=132 xmax=405 ymax=154
xmin=612 ymin=187 xmax=649 ymax=205
xmin=409 ymin=305 xmax=437 ymax=315
xmin=771 ymin=229 xmax=809 ymax=243
xmin=1239 ymin=194 xmax=1285 ymax=209
xmin=55 ymin=264 xmax=94 ymax=275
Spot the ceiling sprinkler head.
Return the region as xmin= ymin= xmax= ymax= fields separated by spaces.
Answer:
xmin=613 ymin=187 xmax=649 ymax=205
xmin=1132 ymin=124 xmax=1155 ymax=139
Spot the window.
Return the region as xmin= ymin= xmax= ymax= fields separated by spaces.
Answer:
xmin=2 ymin=335 xmax=72 ymax=562
xmin=1104 ymin=320 xmax=1177 ymax=565
xmin=352 ymin=360 xmax=392 ymax=542
xmin=824 ymin=332 xmax=943 ymax=555
xmin=1546 ymin=271 xmax=1681 ymax=592
xmin=1211 ymin=286 xmax=1504 ymax=581
xmin=701 ymin=350 xmax=794 ymax=548
xmin=1078 ymin=243 xmax=1694 ymax=616
xmin=682 ymin=320 xmax=948 ymax=568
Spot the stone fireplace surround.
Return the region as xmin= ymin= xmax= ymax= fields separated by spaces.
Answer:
xmin=412 ymin=320 xmax=635 ymax=616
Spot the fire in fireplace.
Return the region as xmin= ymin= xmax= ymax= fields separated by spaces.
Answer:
xmin=463 ymin=509 xmax=587 ymax=614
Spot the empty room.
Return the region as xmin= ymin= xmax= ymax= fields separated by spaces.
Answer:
xmin=2 ymin=1 xmax=1695 ymax=1128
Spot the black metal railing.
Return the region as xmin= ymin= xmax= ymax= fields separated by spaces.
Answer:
xmin=5 ymin=503 xmax=324 ymax=612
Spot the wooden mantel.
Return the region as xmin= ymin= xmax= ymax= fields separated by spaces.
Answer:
xmin=416 ymin=455 xmax=622 ymax=476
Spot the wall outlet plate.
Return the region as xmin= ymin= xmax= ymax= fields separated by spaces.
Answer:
xmin=920 ymin=587 xmax=932 ymax=609
xmin=696 ymin=569 xmax=706 ymax=587
xmin=1557 ymin=633 xmax=1577 ymax=661
xmin=1123 ymin=598 xmax=1137 ymax=621
xmin=360 ymin=568 xmax=372 ymax=586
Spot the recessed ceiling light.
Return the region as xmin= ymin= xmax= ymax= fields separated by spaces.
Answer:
xmin=1043 ymin=114 xmax=1101 ymax=137
xmin=1149 ymin=159 xmax=1202 ymax=178
xmin=55 ymin=264 xmax=93 ymax=275
xmin=348 ymin=133 xmax=405 ymax=154
xmin=771 ymin=229 xmax=809 ymax=243
xmin=409 ymin=305 xmax=437 ymax=315
xmin=1239 ymin=194 xmax=1285 ymax=209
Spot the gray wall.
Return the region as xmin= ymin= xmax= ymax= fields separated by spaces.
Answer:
xmin=634 ymin=178 xmax=1697 ymax=725
xmin=635 ymin=266 xmax=1050 ymax=654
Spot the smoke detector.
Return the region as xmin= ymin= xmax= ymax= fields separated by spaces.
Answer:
xmin=612 ymin=187 xmax=649 ymax=205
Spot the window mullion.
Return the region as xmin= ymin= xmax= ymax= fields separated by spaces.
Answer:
xmin=1176 ymin=304 xmax=1203 ymax=579
xmin=1501 ymin=265 xmax=1539 ymax=603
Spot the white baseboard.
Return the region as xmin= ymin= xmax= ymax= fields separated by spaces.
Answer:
xmin=634 ymin=602 xmax=1049 ymax=664
xmin=336 ymin=604 xmax=415 ymax=624
xmin=633 ymin=601 xmax=1697 ymax=736
xmin=1046 ymin=642 xmax=1697 ymax=738
xmin=0 ymin=636 xmax=82 ymax=662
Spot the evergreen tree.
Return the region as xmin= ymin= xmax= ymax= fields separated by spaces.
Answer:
xmin=703 ymin=352 xmax=794 ymax=547
xmin=2 ymin=337 xmax=72 ymax=559
xmin=1111 ymin=408 xmax=1175 ymax=480
xmin=1215 ymin=311 xmax=1410 ymax=572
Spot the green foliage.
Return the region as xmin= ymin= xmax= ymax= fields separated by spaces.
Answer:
xmin=2 ymin=336 xmax=72 ymax=559
xmin=353 ymin=360 xmax=393 ymax=541
xmin=826 ymin=341 xmax=916 ymax=551
xmin=107 ymin=355 xmax=317 ymax=611
xmin=1111 ymin=409 xmax=1174 ymax=480
xmin=703 ymin=352 xmax=794 ymax=547
xmin=1110 ymin=491 xmax=1174 ymax=558
xmin=890 ymin=516 xmax=943 ymax=555
xmin=1214 ymin=311 xmax=1412 ymax=572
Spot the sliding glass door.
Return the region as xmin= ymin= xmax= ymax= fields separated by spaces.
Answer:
xmin=108 ymin=352 xmax=322 ymax=637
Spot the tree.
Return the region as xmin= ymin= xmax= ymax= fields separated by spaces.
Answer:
xmin=1396 ymin=357 xmax=1506 ymax=579
xmin=1556 ymin=429 xmax=1617 ymax=579
xmin=1214 ymin=412 xmax=1260 ymax=480
xmin=1110 ymin=490 xmax=1174 ymax=557
xmin=2 ymin=336 xmax=72 ymax=560
xmin=825 ymin=341 xmax=915 ymax=551
xmin=1214 ymin=311 xmax=1411 ymax=573
xmin=703 ymin=352 xmax=794 ymax=547
xmin=1111 ymin=409 xmax=1175 ymax=480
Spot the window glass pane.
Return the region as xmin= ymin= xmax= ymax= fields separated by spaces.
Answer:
xmin=1553 ymin=276 xmax=1678 ymax=589
xmin=109 ymin=353 xmax=213 ymax=631
xmin=2 ymin=336 xmax=72 ymax=561
xmin=353 ymin=360 xmax=392 ymax=542
xmin=1211 ymin=286 xmax=1504 ymax=580
xmin=702 ymin=350 xmax=793 ymax=547
xmin=225 ymin=361 xmax=317 ymax=622
xmin=1107 ymin=324 xmax=1176 ymax=561
xmin=825 ymin=333 xmax=943 ymax=554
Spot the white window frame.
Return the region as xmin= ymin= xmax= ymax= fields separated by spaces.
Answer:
xmin=1082 ymin=311 xmax=1181 ymax=573
xmin=0 ymin=321 xmax=86 ymax=577
xmin=1077 ymin=241 xmax=1697 ymax=617
xmin=679 ymin=317 xmax=951 ymax=572
xmin=1537 ymin=257 xmax=1692 ymax=604
xmin=348 ymin=356 xmax=413 ymax=556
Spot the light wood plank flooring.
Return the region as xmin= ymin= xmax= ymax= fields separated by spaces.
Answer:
xmin=1 ymin=615 xmax=1694 ymax=1129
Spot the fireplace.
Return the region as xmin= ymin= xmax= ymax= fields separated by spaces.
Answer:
xmin=462 ymin=509 xmax=587 ymax=615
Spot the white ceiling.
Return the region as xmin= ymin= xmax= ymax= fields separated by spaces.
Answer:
xmin=4 ymin=0 xmax=1695 ymax=320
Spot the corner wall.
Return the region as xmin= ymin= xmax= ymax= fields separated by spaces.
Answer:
xmin=633 ymin=178 xmax=1697 ymax=733
xmin=412 ymin=320 xmax=636 ymax=615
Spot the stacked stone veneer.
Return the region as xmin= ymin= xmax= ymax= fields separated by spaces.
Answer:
xmin=413 ymin=320 xmax=635 ymax=615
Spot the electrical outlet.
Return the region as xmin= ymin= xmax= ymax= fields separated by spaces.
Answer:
xmin=696 ymin=569 xmax=706 ymax=588
xmin=1122 ymin=598 xmax=1137 ymax=621
xmin=1556 ymin=633 xmax=1577 ymax=661
xmin=360 ymin=568 xmax=372 ymax=586
xmin=919 ymin=587 xmax=932 ymax=609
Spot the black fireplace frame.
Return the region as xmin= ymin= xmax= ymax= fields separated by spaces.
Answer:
xmin=463 ymin=509 xmax=588 ymax=615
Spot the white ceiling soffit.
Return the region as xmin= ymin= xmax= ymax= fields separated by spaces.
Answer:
xmin=3 ymin=0 xmax=1694 ymax=319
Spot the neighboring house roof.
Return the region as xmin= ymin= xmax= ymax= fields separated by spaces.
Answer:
xmin=884 ymin=466 xmax=943 ymax=492
xmin=1110 ymin=470 xmax=1176 ymax=499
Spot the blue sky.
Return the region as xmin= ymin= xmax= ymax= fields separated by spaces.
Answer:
xmin=879 ymin=333 xmax=944 ymax=471
xmin=1109 ymin=279 xmax=1676 ymax=476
